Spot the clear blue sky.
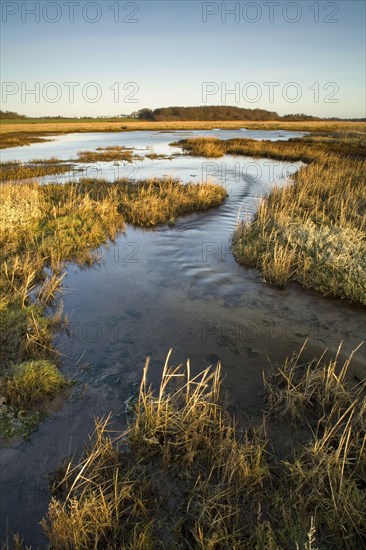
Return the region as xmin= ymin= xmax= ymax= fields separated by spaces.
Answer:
xmin=1 ymin=0 xmax=365 ymax=117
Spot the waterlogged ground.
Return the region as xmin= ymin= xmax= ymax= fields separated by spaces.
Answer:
xmin=0 ymin=128 xmax=306 ymax=185
xmin=1 ymin=130 xmax=365 ymax=548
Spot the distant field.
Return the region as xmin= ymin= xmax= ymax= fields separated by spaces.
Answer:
xmin=0 ymin=119 xmax=364 ymax=138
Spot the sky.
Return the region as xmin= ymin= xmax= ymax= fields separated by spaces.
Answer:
xmin=1 ymin=0 xmax=365 ymax=118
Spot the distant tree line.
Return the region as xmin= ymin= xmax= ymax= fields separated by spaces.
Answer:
xmin=2 ymin=108 xmax=364 ymax=122
xmin=135 ymin=106 xmax=280 ymax=121
xmin=282 ymin=113 xmax=320 ymax=121
xmin=0 ymin=111 xmax=132 ymax=120
xmin=135 ymin=107 xmax=365 ymax=122
xmin=0 ymin=110 xmax=27 ymax=119
xmin=135 ymin=106 xmax=324 ymax=122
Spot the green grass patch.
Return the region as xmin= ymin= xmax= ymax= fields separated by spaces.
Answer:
xmin=0 ymin=359 xmax=70 ymax=440
xmin=3 ymin=360 xmax=68 ymax=410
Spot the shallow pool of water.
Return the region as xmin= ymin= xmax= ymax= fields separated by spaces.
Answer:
xmin=0 ymin=128 xmax=305 ymax=163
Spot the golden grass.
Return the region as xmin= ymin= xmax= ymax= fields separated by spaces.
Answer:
xmin=42 ymin=354 xmax=269 ymax=549
xmin=175 ymin=132 xmax=366 ymax=304
xmin=0 ymin=159 xmax=72 ymax=182
xmin=0 ymin=133 xmax=53 ymax=149
xmin=174 ymin=132 xmax=366 ymax=160
xmin=76 ymin=146 xmax=137 ymax=163
xmin=2 ymin=120 xmax=364 ymax=135
xmin=115 ymin=178 xmax=227 ymax=226
xmin=265 ymin=343 xmax=366 ymax=548
xmin=42 ymin=346 xmax=366 ymax=549
xmin=232 ymin=150 xmax=366 ymax=304
xmin=0 ymin=147 xmax=140 ymax=182
xmin=0 ymin=179 xmax=123 ymax=437
xmin=0 ymin=177 xmax=226 ymax=437
xmin=0 ymin=147 xmax=163 ymax=182
xmin=264 ymin=341 xmax=365 ymax=427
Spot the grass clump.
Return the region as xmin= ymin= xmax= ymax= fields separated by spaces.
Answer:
xmin=175 ymin=132 xmax=366 ymax=161
xmin=0 ymin=303 xmax=54 ymax=369
xmin=42 ymin=346 xmax=365 ymax=549
xmin=2 ymin=360 xmax=68 ymax=410
xmin=0 ymin=147 xmax=140 ymax=183
xmin=264 ymin=343 xmax=366 ymax=549
xmin=0 ymin=159 xmax=72 ymax=182
xmin=76 ymin=146 xmax=136 ymax=163
xmin=115 ymin=177 xmax=227 ymax=225
xmin=145 ymin=152 xmax=171 ymax=160
xmin=0 ymin=132 xmax=53 ymax=149
xmin=232 ymin=152 xmax=366 ymax=304
xmin=171 ymin=137 xmax=225 ymax=158
xmin=263 ymin=341 xmax=364 ymax=426
xmin=0 ymin=180 xmax=125 ymax=437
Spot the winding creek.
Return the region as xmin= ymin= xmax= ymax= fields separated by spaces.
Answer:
xmin=1 ymin=129 xmax=365 ymax=547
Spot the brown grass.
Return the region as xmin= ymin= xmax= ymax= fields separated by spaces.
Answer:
xmin=76 ymin=146 xmax=137 ymax=163
xmin=0 ymin=159 xmax=72 ymax=182
xmin=114 ymin=177 xmax=227 ymax=225
xmin=42 ymin=345 xmax=366 ymax=549
xmin=2 ymin=120 xmax=364 ymax=135
xmin=41 ymin=354 xmax=269 ymax=549
xmin=0 ymin=132 xmax=54 ymax=149
xmin=264 ymin=342 xmax=366 ymax=548
xmin=174 ymin=132 xmax=366 ymax=161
